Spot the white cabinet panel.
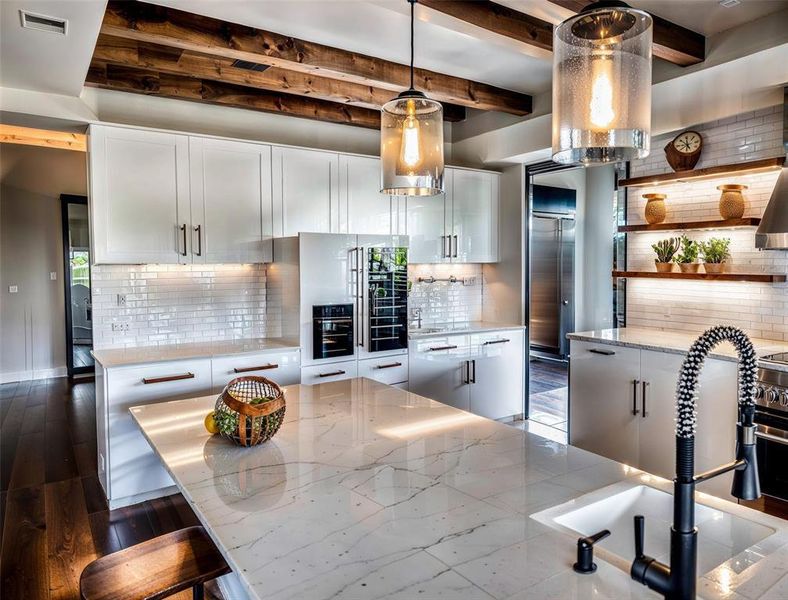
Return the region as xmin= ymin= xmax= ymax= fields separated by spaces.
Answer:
xmin=451 ymin=169 xmax=499 ymax=263
xmin=301 ymin=360 xmax=358 ymax=384
xmin=273 ymin=147 xmax=339 ymax=236
xmin=339 ymin=155 xmax=392 ymax=235
xmin=358 ymin=355 xmax=408 ymax=385
xmin=405 ymin=171 xmax=451 ymax=264
xmin=189 ymin=138 xmax=272 ymax=263
xmin=470 ymin=330 xmax=524 ymax=420
xmin=211 ymin=350 xmax=301 ymax=392
xmin=408 ymin=334 xmax=470 ymax=411
xmin=89 ymin=125 xmax=190 ymax=264
xmin=106 ymin=359 xmax=213 ymax=505
xmin=569 ymin=341 xmax=641 ymax=465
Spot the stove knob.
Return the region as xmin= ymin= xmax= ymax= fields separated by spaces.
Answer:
xmin=766 ymin=388 xmax=780 ymax=404
xmin=755 ymin=385 xmax=765 ymax=400
xmin=780 ymin=391 xmax=788 ymax=408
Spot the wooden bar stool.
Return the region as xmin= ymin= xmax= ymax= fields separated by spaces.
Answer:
xmin=80 ymin=526 xmax=231 ymax=600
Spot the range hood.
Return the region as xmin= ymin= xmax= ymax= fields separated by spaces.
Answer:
xmin=754 ymin=92 xmax=788 ymax=250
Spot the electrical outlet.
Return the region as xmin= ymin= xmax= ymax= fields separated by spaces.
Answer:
xmin=111 ymin=322 xmax=130 ymax=332
xmin=50 ymin=272 xmax=57 ymax=281
xmin=117 ymin=294 xmax=127 ymax=307
xmin=463 ymin=276 xmax=477 ymax=286
xmin=8 ymin=285 xmax=18 ymax=293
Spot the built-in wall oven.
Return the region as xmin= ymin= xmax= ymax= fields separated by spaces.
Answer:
xmin=312 ymin=304 xmax=355 ymax=361
xmin=754 ymin=356 xmax=788 ymax=502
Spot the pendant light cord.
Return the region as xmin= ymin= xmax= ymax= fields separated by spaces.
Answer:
xmin=409 ymin=0 xmax=415 ymax=90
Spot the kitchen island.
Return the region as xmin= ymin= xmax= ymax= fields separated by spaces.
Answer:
xmin=130 ymin=378 xmax=788 ymax=600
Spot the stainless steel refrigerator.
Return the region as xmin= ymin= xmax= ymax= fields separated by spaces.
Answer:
xmin=530 ymin=209 xmax=575 ymax=359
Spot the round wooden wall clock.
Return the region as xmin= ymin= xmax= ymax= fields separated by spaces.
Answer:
xmin=664 ymin=130 xmax=703 ymax=172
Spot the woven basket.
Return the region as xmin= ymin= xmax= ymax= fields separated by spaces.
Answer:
xmin=214 ymin=376 xmax=286 ymax=447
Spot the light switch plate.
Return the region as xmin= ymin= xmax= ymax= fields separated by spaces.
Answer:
xmin=50 ymin=272 xmax=57 ymax=280
xmin=8 ymin=285 xmax=18 ymax=293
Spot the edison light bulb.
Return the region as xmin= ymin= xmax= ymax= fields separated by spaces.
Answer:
xmin=398 ymin=99 xmax=423 ymax=173
xmin=589 ymin=53 xmax=615 ymax=130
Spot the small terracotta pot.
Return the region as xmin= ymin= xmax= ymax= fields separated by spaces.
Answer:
xmin=717 ymin=184 xmax=747 ymax=219
xmin=703 ymin=262 xmax=726 ymax=274
xmin=643 ymin=193 xmax=667 ymax=224
xmin=655 ymin=261 xmax=674 ymax=273
xmin=678 ymin=263 xmax=700 ymax=274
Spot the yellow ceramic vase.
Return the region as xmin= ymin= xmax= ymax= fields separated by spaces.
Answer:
xmin=643 ymin=194 xmax=667 ymax=224
xmin=717 ymin=184 xmax=747 ymax=219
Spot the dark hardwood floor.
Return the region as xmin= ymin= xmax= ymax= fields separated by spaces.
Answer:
xmin=0 ymin=378 xmax=220 ymax=600
xmin=528 ymin=358 xmax=568 ymax=431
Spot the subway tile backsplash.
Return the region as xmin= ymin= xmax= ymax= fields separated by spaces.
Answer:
xmin=408 ymin=264 xmax=484 ymax=326
xmin=91 ymin=264 xmax=267 ymax=349
xmin=625 ymin=104 xmax=787 ymax=341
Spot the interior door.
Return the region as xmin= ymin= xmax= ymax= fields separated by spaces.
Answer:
xmin=530 ymin=215 xmax=561 ymax=354
xmin=339 ymin=155 xmax=393 ymax=235
xmin=189 ymin=137 xmax=272 ymax=263
xmin=273 ymin=147 xmax=338 ymax=236
xmin=451 ymin=169 xmax=498 ymax=262
xmin=405 ymin=170 xmax=451 ymax=263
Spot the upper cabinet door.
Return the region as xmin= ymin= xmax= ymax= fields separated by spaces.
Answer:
xmin=189 ymin=138 xmax=272 ymax=263
xmin=272 ymin=147 xmax=339 ymax=237
xmin=450 ymin=169 xmax=499 ymax=263
xmin=89 ymin=125 xmax=190 ymax=264
xmin=338 ymin=155 xmax=392 ymax=235
xmin=405 ymin=170 xmax=452 ymax=264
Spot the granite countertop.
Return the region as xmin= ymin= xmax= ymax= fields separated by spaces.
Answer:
xmin=92 ymin=337 xmax=300 ymax=368
xmin=130 ymin=378 xmax=788 ymax=600
xmin=568 ymin=327 xmax=788 ymax=372
xmin=409 ymin=321 xmax=526 ymax=339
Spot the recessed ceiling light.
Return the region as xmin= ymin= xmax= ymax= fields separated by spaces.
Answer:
xmin=19 ymin=10 xmax=68 ymax=35
xmin=718 ymin=0 xmax=741 ymax=7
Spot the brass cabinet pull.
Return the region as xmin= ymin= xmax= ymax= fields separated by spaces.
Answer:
xmin=318 ymin=370 xmax=346 ymax=378
xmin=142 ymin=372 xmax=194 ymax=385
xmin=234 ymin=364 xmax=278 ymax=373
xmin=376 ymin=362 xmax=402 ymax=369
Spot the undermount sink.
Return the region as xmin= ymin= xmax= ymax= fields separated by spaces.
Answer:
xmin=531 ymin=480 xmax=777 ymax=576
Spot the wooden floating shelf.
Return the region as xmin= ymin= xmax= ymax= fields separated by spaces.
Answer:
xmin=619 ymin=156 xmax=785 ymax=188
xmin=613 ymin=270 xmax=786 ymax=283
xmin=618 ymin=217 xmax=761 ymax=233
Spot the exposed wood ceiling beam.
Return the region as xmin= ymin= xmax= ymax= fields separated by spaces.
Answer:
xmin=0 ymin=124 xmax=86 ymax=152
xmin=86 ymin=61 xmax=387 ymax=129
xmin=546 ymin=0 xmax=705 ymax=66
xmin=418 ymin=0 xmax=553 ymax=52
xmin=92 ymin=35 xmax=466 ymax=122
xmin=99 ymin=0 xmax=533 ymax=115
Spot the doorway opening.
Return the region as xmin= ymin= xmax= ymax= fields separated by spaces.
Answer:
xmin=61 ymin=194 xmax=94 ymax=377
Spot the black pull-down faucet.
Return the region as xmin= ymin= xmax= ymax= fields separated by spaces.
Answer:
xmin=629 ymin=325 xmax=761 ymax=600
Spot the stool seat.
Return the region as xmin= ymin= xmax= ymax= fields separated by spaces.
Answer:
xmin=80 ymin=526 xmax=231 ymax=600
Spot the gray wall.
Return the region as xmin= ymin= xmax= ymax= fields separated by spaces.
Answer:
xmin=0 ymin=144 xmax=87 ymax=382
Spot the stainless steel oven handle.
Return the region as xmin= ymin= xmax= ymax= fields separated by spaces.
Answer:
xmin=755 ymin=428 xmax=788 ymax=446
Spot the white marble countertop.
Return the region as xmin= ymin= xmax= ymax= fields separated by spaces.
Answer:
xmin=130 ymin=378 xmax=788 ymax=600
xmin=568 ymin=327 xmax=788 ymax=372
xmin=92 ymin=337 xmax=300 ymax=368
xmin=409 ymin=321 xmax=526 ymax=339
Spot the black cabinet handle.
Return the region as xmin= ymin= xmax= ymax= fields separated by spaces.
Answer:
xmin=376 ymin=362 xmax=402 ymax=369
xmin=632 ymin=379 xmax=640 ymax=415
xmin=642 ymin=381 xmax=649 ymax=417
xmin=428 ymin=345 xmax=457 ymax=352
xmin=318 ymin=370 xmax=346 ymax=378
xmin=453 ymin=235 xmax=458 ymax=258
xmin=483 ymin=339 xmax=510 ymax=345
xmin=589 ymin=348 xmax=615 ymax=356
xmin=179 ymin=224 xmax=187 ymax=256
xmin=194 ymin=224 xmax=202 ymax=256
xmin=143 ymin=372 xmax=194 ymax=385
xmin=234 ymin=364 xmax=278 ymax=373
xmin=470 ymin=359 xmax=476 ymax=383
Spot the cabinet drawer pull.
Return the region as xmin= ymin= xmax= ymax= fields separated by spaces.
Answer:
xmin=470 ymin=358 xmax=476 ymax=383
xmin=632 ymin=379 xmax=640 ymax=416
xmin=589 ymin=348 xmax=615 ymax=356
xmin=142 ymin=372 xmax=194 ymax=385
xmin=318 ymin=370 xmax=346 ymax=378
xmin=194 ymin=224 xmax=202 ymax=256
xmin=376 ymin=362 xmax=402 ymax=369
xmin=234 ymin=364 xmax=278 ymax=373
xmin=428 ymin=345 xmax=458 ymax=352
xmin=453 ymin=235 xmax=458 ymax=258
xmin=484 ymin=339 xmax=510 ymax=345
xmin=179 ymin=224 xmax=187 ymax=256
xmin=641 ymin=381 xmax=649 ymax=417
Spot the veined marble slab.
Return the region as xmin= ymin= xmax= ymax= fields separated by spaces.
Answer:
xmin=568 ymin=327 xmax=788 ymax=372
xmin=92 ymin=337 xmax=300 ymax=368
xmin=130 ymin=378 xmax=788 ymax=600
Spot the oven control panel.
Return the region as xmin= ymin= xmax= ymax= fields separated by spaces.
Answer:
xmin=756 ymin=367 xmax=788 ymax=412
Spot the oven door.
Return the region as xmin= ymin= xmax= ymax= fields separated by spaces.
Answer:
xmin=312 ymin=316 xmax=355 ymax=361
xmin=755 ymin=412 xmax=788 ymax=502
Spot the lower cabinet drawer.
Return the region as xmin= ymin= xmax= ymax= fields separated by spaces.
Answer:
xmin=212 ymin=350 xmax=301 ymax=392
xmin=358 ymin=356 xmax=408 ymax=385
xmin=105 ymin=359 xmax=213 ymax=503
xmin=301 ymin=360 xmax=358 ymax=384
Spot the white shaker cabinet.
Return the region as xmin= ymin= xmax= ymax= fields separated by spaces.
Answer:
xmin=189 ymin=137 xmax=273 ymax=263
xmin=89 ymin=125 xmax=191 ymax=264
xmin=338 ymin=155 xmax=394 ymax=235
xmin=452 ymin=169 xmax=499 ymax=263
xmin=469 ymin=330 xmax=524 ymax=420
xmin=272 ymin=146 xmax=339 ymax=237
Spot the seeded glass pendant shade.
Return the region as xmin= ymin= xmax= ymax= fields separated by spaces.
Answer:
xmin=552 ymin=0 xmax=653 ymax=164
xmin=381 ymin=0 xmax=444 ymax=196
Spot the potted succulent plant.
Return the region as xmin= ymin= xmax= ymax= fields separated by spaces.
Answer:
xmin=651 ymin=237 xmax=680 ymax=272
xmin=673 ymin=236 xmax=700 ymax=273
xmin=700 ymin=237 xmax=731 ymax=274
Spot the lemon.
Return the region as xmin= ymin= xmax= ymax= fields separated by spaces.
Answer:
xmin=204 ymin=412 xmax=219 ymax=434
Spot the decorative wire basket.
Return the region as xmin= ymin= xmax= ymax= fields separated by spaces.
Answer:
xmin=214 ymin=376 xmax=286 ymax=447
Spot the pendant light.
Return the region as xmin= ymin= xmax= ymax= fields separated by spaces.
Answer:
xmin=380 ymin=0 xmax=444 ymax=196
xmin=552 ymin=0 xmax=653 ymax=164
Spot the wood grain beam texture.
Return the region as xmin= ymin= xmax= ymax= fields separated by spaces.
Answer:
xmin=99 ymin=0 xmax=532 ymax=115
xmin=92 ymin=35 xmax=466 ymax=122
xmin=0 ymin=125 xmax=86 ymax=152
